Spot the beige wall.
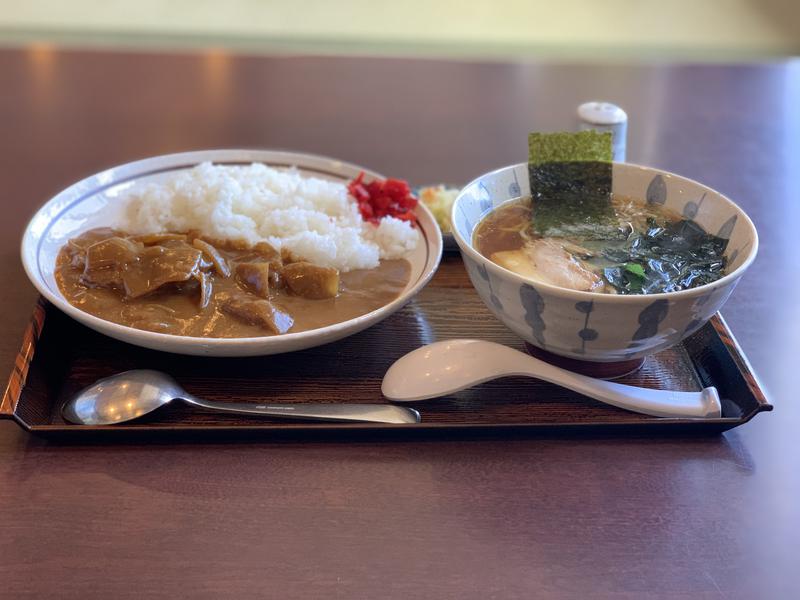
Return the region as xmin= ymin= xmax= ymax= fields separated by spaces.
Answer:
xmin=1 ymin=0 xmax=798 ymax=58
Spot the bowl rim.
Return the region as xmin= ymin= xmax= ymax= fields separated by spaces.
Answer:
xmin=451 ymin=161 xmax=759 ymax=302
xmin=21 ymin=149 xmax=443 ymax=352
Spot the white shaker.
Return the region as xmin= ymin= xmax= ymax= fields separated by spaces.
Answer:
xmin=577 ymin=101 xmax=627 ymax=162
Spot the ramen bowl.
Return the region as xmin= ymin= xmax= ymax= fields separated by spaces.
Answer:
xmin=451 ymin=162 xmax=758 ymax=368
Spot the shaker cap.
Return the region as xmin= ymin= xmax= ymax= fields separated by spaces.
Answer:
xmin=577 ymin=101 xmax=627 ymax=126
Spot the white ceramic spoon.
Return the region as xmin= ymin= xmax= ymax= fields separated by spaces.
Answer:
xmin=382 ymin=339 xmax=721 ymax=419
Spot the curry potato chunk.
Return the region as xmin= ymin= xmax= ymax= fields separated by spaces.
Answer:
xmin=281 ymin=262 xmax=340 ymax=300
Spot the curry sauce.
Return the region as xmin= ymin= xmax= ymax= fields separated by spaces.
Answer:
xmin=56 ymin=228 xmax=411 ymax=337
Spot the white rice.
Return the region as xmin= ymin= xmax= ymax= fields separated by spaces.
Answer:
xmin=121 ymin=163 xmax=418 ymax=272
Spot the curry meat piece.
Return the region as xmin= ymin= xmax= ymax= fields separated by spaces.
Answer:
xmin=82 ymin=237 xmax=143 ymax=288
xmin=234 ymin=262 xmax=271 ymax=298
xmin=121 ymin=244 xmax=205 ymax=298
xmin=192 ymin=238 xmax=231 ymax=277
xmin=195 ymin=271 xmax=213 ymax=309
xmin=221 ymin=296 xmax=294 ymax=334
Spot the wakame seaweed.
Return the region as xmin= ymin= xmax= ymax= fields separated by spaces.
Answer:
xmin=528 ymin=131 xmax=617 ymax=239
xmin=601 ymin=218 xmax=728 ymax=294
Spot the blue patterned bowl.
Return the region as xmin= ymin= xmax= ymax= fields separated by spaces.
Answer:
xmin=451 ymin=162 xmax=758 ymax=362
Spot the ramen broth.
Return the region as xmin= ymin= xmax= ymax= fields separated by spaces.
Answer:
xmin=474 ymin=196 xmax=727 ymax=294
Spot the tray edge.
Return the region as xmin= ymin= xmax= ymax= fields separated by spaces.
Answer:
xmin=710 ymin=313 xmax=773 ymax=416
xmin=0 ymin=297 xmax=46 ymax=427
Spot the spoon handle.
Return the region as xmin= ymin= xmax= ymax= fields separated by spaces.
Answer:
xmin=180 ymin=396 xmax=419 ymax=424
xmin=490 ymin=344 xmax=721 ymax=418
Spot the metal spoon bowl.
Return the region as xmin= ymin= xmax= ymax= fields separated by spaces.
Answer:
xmin=63 ymin=370 xmax=420 ymax=425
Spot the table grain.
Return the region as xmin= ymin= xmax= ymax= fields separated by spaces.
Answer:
xmin=0 ymin=48 xmax=798 ymax=599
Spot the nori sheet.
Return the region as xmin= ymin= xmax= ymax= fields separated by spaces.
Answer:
xmin=528 ymin=131 xmax=616 ymax=239
xmin=528 ymin=131 xmax=613 ymax=164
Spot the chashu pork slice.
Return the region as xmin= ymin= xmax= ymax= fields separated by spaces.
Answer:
xmin=491 ymin=239 xmax=604 ymax=292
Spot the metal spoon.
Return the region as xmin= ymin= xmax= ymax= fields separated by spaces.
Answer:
xmin=63 ymin=370 xmax=420 ymax=425
xmin=382 ymin=339 xmax=721 ymax=419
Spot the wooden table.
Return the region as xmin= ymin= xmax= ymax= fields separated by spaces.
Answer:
xmin=1 ymin=48 xmax=797 ymax=598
